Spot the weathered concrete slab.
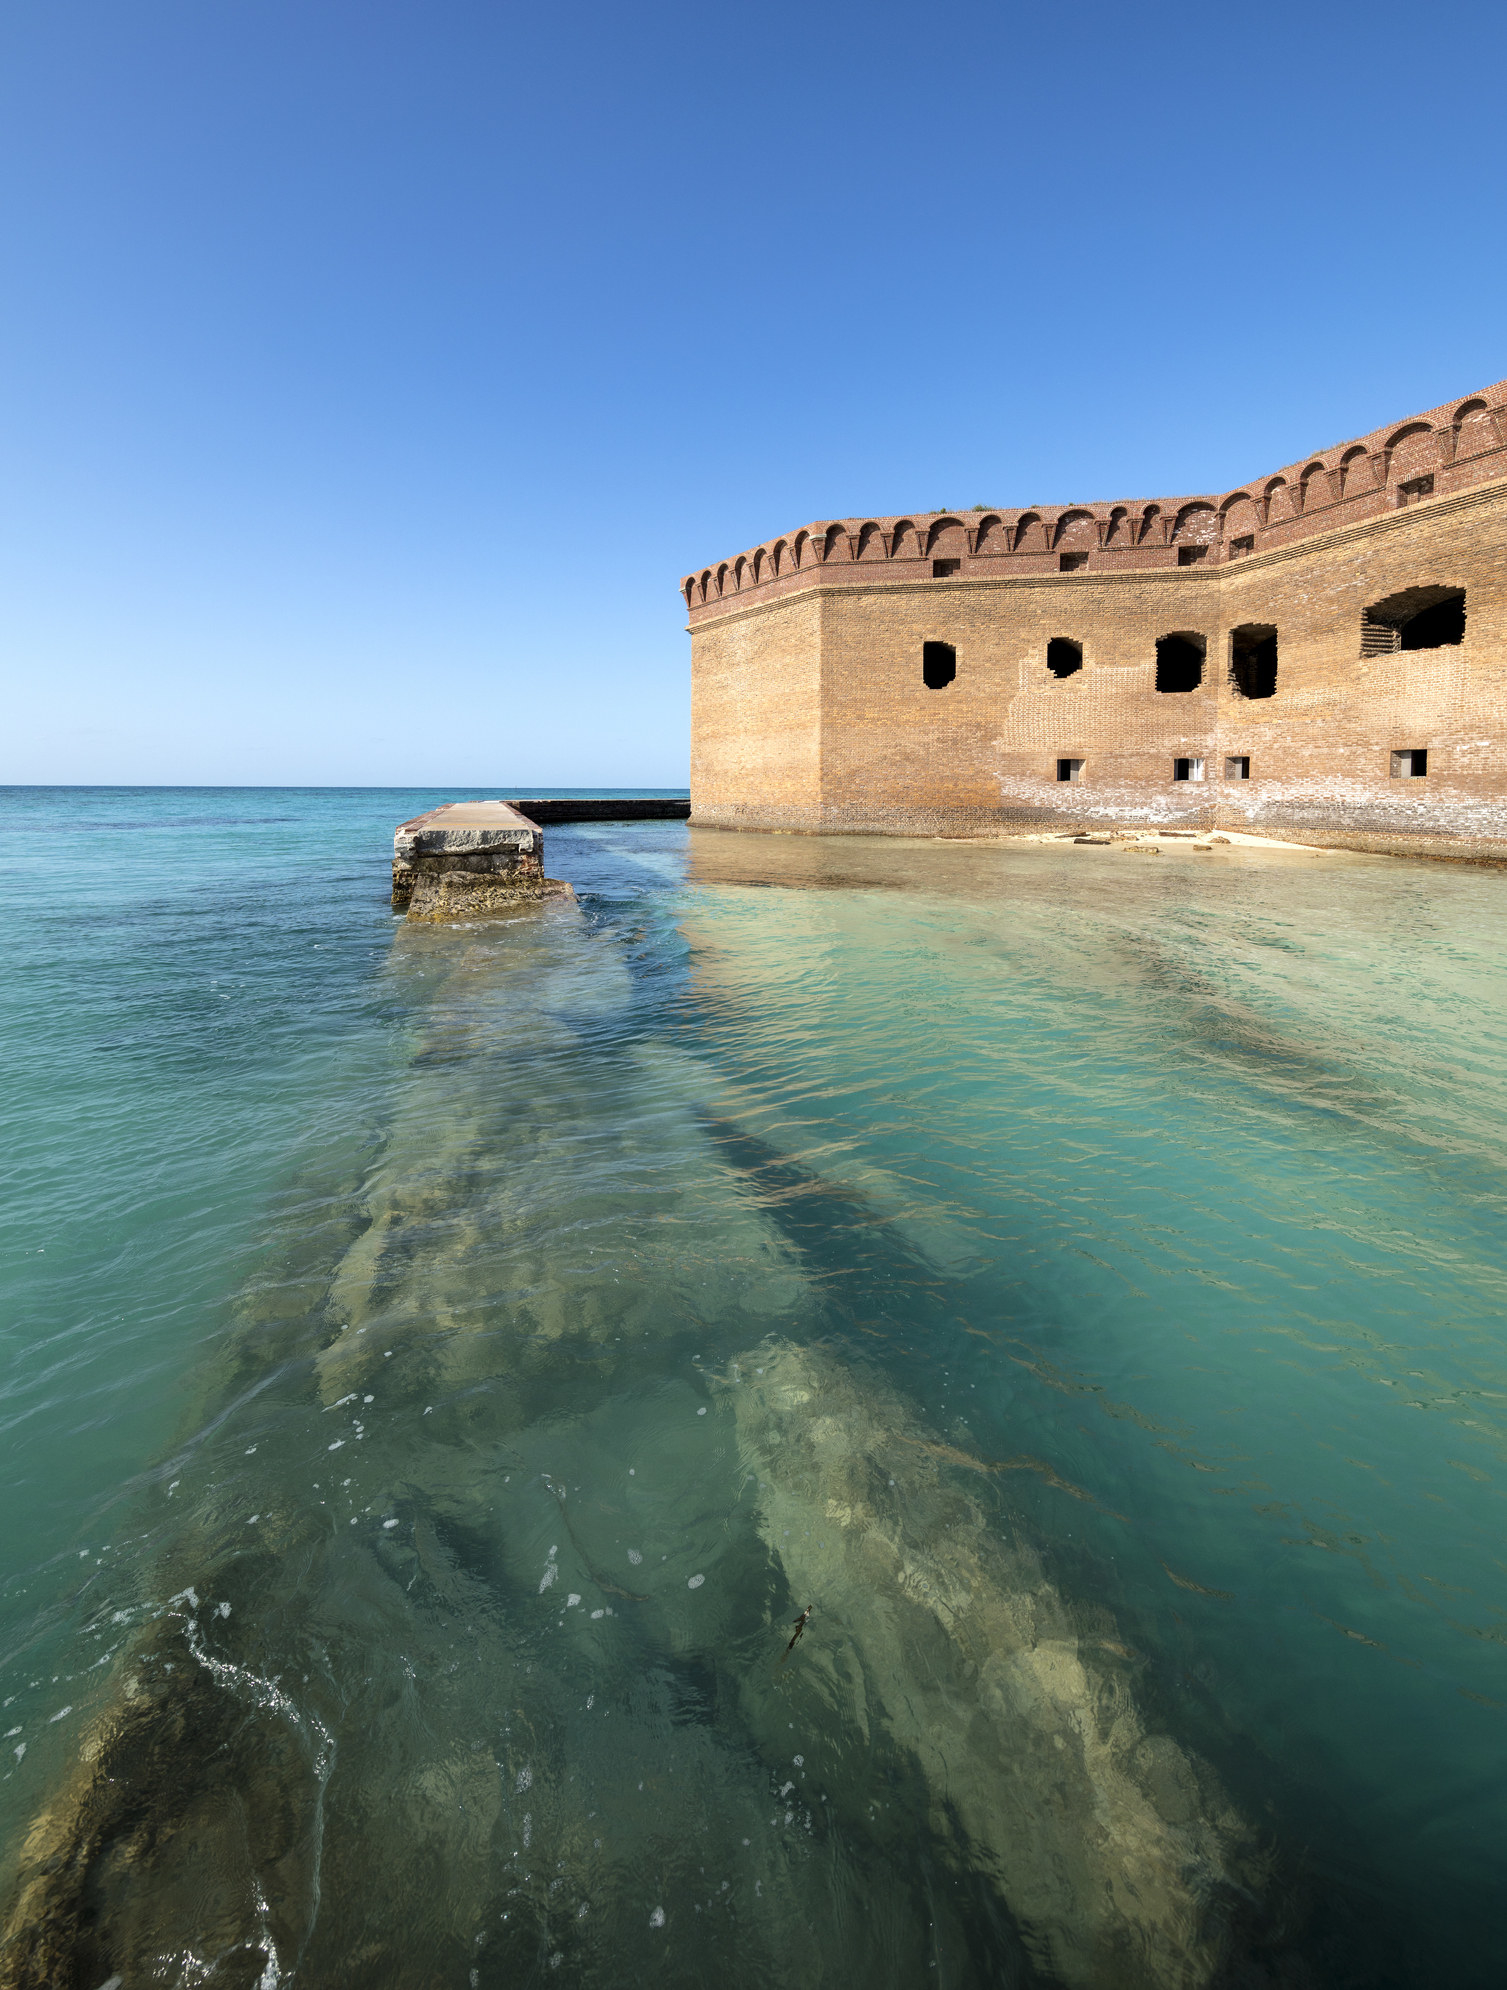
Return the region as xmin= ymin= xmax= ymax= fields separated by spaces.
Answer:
xmin=392 ymin=801 xmax=572 ymax=918
xmin=394 ymin=799 xmax=542 ymax=858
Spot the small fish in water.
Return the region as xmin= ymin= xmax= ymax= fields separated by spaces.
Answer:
xmin=779 ymin=1605 xmax=814 ymax=1665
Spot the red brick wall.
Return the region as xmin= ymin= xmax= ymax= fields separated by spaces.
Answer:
xmin=686 ymin=386 xmax=1507 ymax=856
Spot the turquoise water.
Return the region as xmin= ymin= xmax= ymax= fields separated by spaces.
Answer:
xmin=1 ymin=790 xmax=1504 ymax=1987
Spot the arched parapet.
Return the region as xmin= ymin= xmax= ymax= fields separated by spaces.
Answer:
xmin=681 ymin=378 xmax=1507 ymax=614
xmin=1220 ymin=490 xmax=1260 ymax=547
xmin=924 ymin=516 xmax=966 ymax=555
xmin=1053 ymin=508 xmax=1098 ymax=552
xmin=1381 ymin=422 xmax=1436 ymax=489
xmin=1449 ymin=398 xmax=1498 ymax=464
xmin=1339 ymin=446 xmax=1376 ymax=497
xmin=1299 ymin=462 xmax=1333 ymax=513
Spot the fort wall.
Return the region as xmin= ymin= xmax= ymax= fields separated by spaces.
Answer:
xmin=683 ymin=382 xmax=1507 ymax=854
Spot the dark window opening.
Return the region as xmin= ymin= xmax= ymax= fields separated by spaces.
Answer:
xmin=1059 ymin=552 xmax=1089 ymax=572
xmin=1398 ymin=475 xmax=1434 ymax=505
xmin=1057 ymin=758 xmax=1083 ymax=783
xmin=1225 ymin=756 xmax=1250 ymax=780
xmin=1230 ymin=623 xmax=1278 ymax=699
xmin=1391 ymin=749 xmax=1428 ymax=778
xmin=1047 ymin=638 xmax=1083 ymax=679
xmin=1155 ymin=631 xmax=1206 ymax=693
xmin=1172 ymin=757 xmax=1206 ymax=783
xmin=1230 ymin=535 xmax=1254 ymax=558
xmin=922 ymin=641 xmax=957 ymax=690
xmin=1178 ymin=545 xmax=1208 ymax=565
xmin=1362 ymin=586 xmax=1465 ymax=656
xmin=932 ymin=558 xmax=960 ymax=578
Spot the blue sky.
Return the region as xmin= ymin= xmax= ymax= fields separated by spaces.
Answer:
xmin=3 ymin=0 xmax=1504 ymax=786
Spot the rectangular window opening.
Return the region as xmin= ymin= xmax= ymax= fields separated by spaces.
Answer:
xmin=1177 ymin=545 xmax=1208 ymax=566
xmin=1059 ymin=552 xmax=1089 ymax=572
xmin=1398 ymin=475 xmax=1435 ymax=505
xmin=1172 ymin=757 xmax=1206 ymax=783
xmin=1056 ymin=758 xmax=1084 ymax=783
xmin=1225 ymin=756 xmax=1250 ymax=780
xmin=932 ymin=558 xmax=960 ymax=578
xmin=1391 ymin=749 xmax=1428 ymax=778
xmin=1229 ymin=536 xmax=1254 ymax=559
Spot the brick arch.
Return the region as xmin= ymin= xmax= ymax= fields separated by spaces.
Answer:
xmin=734 ymin=555 xmax=749 ymax=590
xmin=791 ymin=530 xmax=810 ymax=567
xmin=751 ymin=548 xmax=766 ymax=583
xmin=1137 ymin=504 xmax=1163 ymax=544
xmin=972 ymin=513 xmax=1006 ymax=552
xmin=1264 ymin=476 xmax=1293 ymax=523
xmin=1221 ymin=491 xmax=1259 ymax=540
xmin=1339 ymin=445 xmax=1375 ymax=496
xmin=1299 ymin=462 xmax=1330 ymax=512
xmin=1452 ymin=400 xmax=1497 ymax=460
xmin=1053 ymin=508 xmax=1098 ymax=551
xmin=770 ymin=539 xmax=787 ymax=576
xmin=1014 ymin=511 xmax=1045 ymax=552
xmin=925 ymin=516 xmax=966 ymax=554
xmin=855 ymin=520 xmax=887 ymax=561
xmin=1103 ymin=505 xmax=1130 ymax=546
xmin=1385 ymin=421 xmax=1432 ymax=453
xmin=1384 ymin=423 xmax=1435 ymax=483
xmin=819 ymin=523 xmax=848 ymax=561
xmin=1172 ymin=502 xmax=1218 ymax=545
xmin=888 ymin=519 xmax=917 ymax=558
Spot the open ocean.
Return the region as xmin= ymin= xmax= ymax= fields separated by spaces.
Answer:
xmin=2 ymin=787 xmax=1505 ymax=1988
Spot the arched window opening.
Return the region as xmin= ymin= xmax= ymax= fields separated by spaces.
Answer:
xmin=1230 ymin=624 xmax=1278 ymax=699
xmin=1155 ymin=632 xmax=1206 ymax=693
xmin=1047 ymin=638 xmax=1083 ymax=679
xmin=922 ymin=641 xmax=957 ymax=690
xmin=1361 ymin=586 xmax=1465 ymax=656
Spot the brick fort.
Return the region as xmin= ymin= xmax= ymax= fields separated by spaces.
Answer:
xmin=682 ymin=381 xmax=1507 ymax=859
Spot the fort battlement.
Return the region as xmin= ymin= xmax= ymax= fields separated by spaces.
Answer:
xmin=682 ymin=382 xmax=1507 ymax=612
xmin=683 ymin=379 xmax=1507 ymax=858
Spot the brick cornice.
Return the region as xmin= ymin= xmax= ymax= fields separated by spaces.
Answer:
xmin=685 ymin=476 xmax=1507 ymax=636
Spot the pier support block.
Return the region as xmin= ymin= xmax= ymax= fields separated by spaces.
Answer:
xmin=392 ymin=802 xmax=574 ymax=918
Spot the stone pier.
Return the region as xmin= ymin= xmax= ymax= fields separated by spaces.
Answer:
xmin=392 ymin=801 xmax=574 ymax=918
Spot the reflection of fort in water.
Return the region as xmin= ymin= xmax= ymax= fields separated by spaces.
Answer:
xmin=684 ymin=380 xmax=1507 ymax=859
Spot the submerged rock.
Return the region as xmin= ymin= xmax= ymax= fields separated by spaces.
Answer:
xmin=718 ymin=1340 xmax=1269 ymax=1990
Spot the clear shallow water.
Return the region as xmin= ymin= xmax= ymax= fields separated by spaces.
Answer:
xmin=1 ymin=791 xmax=1504 ymax=1988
